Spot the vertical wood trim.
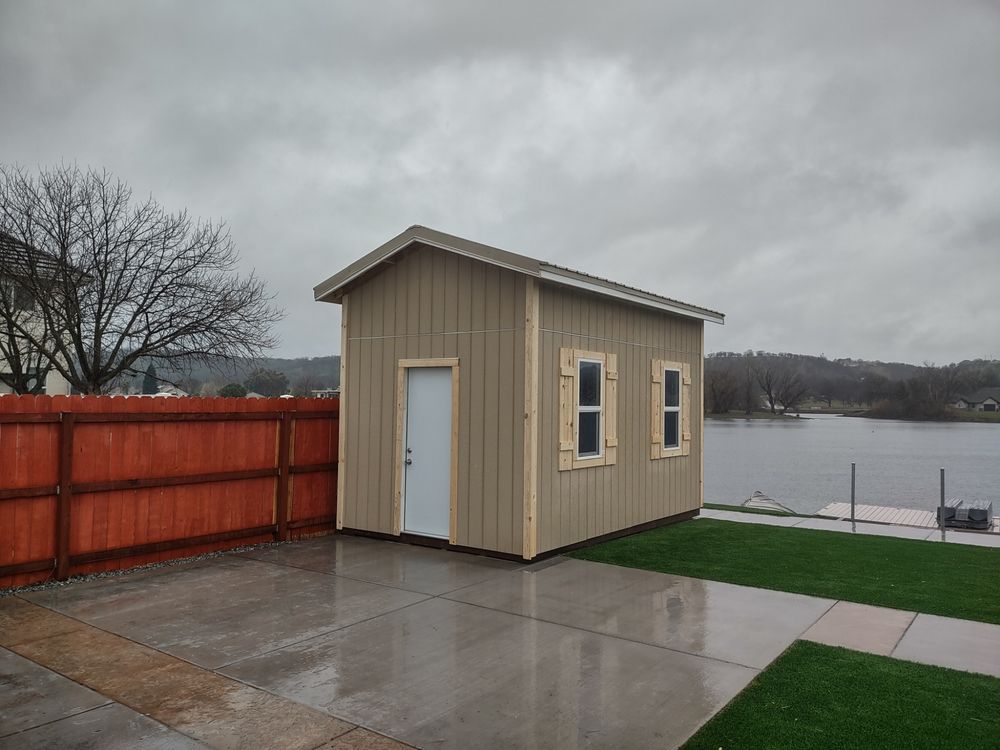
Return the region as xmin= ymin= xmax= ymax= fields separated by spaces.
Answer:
xmin=55 ymin=412 xmax=74 ymax=581
xmin=558 ymin=347 xmax=574 ymax=471
xmin=604 ymin=352 xmax=618 ymax=465
xmin=700 ymin=326 xmax=705 ymax=507
xmin=650 ymin=359 xmax=663 ymax=459
xmin=275 ymin=412 xmax=292 ymax=540
xmin=681 ymin=363 xmax=692 ymax=457
xmin=392 ymin=363 xmax=406 ymax=536
xmin=522 ymin=278 xmax=539 ymax=559
xmin=336 ymin=296 xmax=349 ymax=530
xmin=450 ymin=363 xmax=460 ymax=545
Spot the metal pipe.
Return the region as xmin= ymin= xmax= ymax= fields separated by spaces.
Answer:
xmin=939 ymin=467 xmax=946 ymax=538
xmin=850 ymin=462 xmax=856 ymax=524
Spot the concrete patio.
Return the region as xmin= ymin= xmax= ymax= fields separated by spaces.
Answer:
xmin=1 ymin=534 xmax=837 ymax=749
xmin=5 ymin=532 xmax=998 ymax=748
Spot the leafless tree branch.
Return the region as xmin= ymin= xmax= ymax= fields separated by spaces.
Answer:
xmin=0 ymin=164 xmax=284 ymax=394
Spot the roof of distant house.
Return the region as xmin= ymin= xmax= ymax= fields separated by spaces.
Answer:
xmin=0 ymin=231 xmax=83 ymax=278
xmin=957 ymin=387 xmax=1000 ymax=404
xmin=313 ymin=225 xmax=724 ymax=324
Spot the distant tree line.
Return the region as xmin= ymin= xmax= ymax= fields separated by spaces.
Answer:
xmin=705 ymin=352 xmax=1000 ymax=419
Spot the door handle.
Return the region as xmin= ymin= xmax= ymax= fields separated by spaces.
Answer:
xmin=404 ymin=458 xmax=413 ymax=465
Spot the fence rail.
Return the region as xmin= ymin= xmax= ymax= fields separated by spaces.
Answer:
xmin=0 ymin=394 xmax=339 ymax=588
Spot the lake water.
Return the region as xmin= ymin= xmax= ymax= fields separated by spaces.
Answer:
xmin=704 ymin=413 xmax=1000 ymax=515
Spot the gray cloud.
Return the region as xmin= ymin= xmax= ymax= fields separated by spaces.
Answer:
xmin=2 ymin=0 xmax=998 ymax=363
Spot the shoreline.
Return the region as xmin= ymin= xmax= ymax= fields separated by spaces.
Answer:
xmin=706 ymin=410 xmax=999 ymax=425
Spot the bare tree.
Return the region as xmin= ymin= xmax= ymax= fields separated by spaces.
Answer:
xmin=705 ymin=358 xmax=739 ymax=414
xmin=739 ymin=352 xmax=758 ymax=415
xmin=753 ymin=358 xmax=780 ymax=413
xmin=0 ymin=165 xmax=282 ymax=394
xmin=774 ymin=366 xmax=809 ymax=412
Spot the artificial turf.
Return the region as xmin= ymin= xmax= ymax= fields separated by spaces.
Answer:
xmin=569 ymin=518 xmax=1000 ymax=624
xmin=682 ymin=640 xmax=1000 ymax=750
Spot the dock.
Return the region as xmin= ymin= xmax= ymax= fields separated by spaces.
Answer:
xmin=817 ymin=502 xmax=999 ymax=532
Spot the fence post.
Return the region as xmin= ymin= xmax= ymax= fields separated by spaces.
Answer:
xmin=55 ymin=413 xmax=75 ymax=581
xmin=275 ymin=412 xmax=292 ymax=542
xmin=939 ymin=467 xmax=946 ymax=537
xmin=850 ymin=462 xmax=856 ymax=524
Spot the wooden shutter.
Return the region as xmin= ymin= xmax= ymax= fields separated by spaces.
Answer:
xmin=681 ymin=363 xmax=692 ymax=456
xmin=650 ymin=359 xmax=663 ymax=459
xmin=604 ymin=352 xmax=618 ymax=465
xmin=652 ymin=358 xmax=688 ymax=460
xmin=558 ymin=347 xmax=575 ymax=471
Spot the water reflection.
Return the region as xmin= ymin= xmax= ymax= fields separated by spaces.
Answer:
xmin=705 ymin=413 xmax=1000 ymax=514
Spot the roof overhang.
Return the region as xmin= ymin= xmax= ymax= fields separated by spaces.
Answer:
xmin=314 ymin=225 xmax=725 ymax=325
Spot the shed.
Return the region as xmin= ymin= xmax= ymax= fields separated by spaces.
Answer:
xmin=314 ymin=226 xmax=724 ymax=560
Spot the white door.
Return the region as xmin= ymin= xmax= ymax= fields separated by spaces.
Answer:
xmin=402 ymin=367 xmax=452 ymax=539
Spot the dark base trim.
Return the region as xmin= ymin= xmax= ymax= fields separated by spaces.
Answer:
xmin=532 ymin=509 xmax=698 ymax=560
xmin=338 ymin=527 xmax=527 ymax=563
xmin=339 ymin=507 xmax=699 ymax=564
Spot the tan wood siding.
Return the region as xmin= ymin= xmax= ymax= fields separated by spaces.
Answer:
xmin=340 ymin=244 xmax=526 ymax=555
xmin=537 ymin=283 xmax=704 ymax=554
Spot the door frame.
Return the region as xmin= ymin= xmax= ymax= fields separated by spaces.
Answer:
xmin=392 ymin=358 xmax=460 ymax=543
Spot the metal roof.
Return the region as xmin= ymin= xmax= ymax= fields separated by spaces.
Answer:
xmin=313 ymin=226 xmax=724 ymax=324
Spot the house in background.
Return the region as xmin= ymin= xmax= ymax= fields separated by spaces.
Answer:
xmin=314 ymin=226 xmax=724 ymax=561
xmin=954 ymin=387 xmax=1000 ymax=412
xmin=0 ymin=232 xmax=72 ymax=396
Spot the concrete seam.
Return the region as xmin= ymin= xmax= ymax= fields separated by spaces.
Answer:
xmin=889 ymin=611 xmax=921 ymax=658
xmin=0 ymin=701 xmax=114 ymax=742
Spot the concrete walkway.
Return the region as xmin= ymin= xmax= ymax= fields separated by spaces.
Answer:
xmin=3 ymin=534 xmax=999 ymax=749
xmin=3 ymin=535 xmax=833 ymax=749
xmin=800 ymin=601 xmax=1000 ymax=678
xmin=699 ymin=507 xmax=1000 ymax=547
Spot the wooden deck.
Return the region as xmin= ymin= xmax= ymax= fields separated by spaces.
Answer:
xmin=816 ymin=502 xmax=999 ymax=531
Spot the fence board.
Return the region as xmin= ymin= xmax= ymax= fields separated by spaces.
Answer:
xmin=0 ymin=395 xmax=338 ymax=588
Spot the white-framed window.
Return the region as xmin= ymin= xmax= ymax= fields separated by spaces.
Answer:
xmin=558 ymin=348 xmax=617 ymax=470
xmin=651 ymin=358 xmax=691 ymax=459
xmin=576 ymin=357 xmax=604 ymax=459
xmin=663 ymin=367 xmax=681 ymax=449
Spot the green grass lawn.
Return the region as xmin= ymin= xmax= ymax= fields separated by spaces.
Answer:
xmin=683 ymin=640 xmax=1000 ymax=750
xmin=570 ymin=518 xmax=1000 ymax=624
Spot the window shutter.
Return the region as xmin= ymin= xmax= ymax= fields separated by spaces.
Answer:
xmin=558 ymin=347 xmax=575 ymax=471
xmin=650 ymin=358 xmax=663 ymax=459
xmin=604 ymin=353 xmax=618 ymax=465
xmin=681 ymin=363 xmax=692 ymax=456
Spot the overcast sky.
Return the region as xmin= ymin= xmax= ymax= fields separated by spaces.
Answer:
xmin=2 ymin=1 xmax=998 ymax=364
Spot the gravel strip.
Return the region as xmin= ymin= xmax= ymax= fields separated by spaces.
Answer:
xmin=1 ymin=540 xmax=292 ymax=597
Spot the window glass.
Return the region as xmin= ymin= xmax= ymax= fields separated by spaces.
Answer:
xmin=664 ymin=411 xmax=679 ymax=449
xmin=663 ymin=367 xmax=682 ymax=450
xmin=578 ymin=411 xmax=601 ymax=456
xmin=579 ymin=360 xmax=601 ymax=406
xmin=664 ymin=369 xmax=680 ymax=408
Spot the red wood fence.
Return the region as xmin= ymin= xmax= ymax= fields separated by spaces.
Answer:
xmin=0 ymin=394 xmax=338 ymax=589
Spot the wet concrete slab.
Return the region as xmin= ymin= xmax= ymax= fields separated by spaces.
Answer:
xmin=0 ymin=595 xmax=89 ymax=648
xmin=5 ymin=600 xmax=357 ymax=750
xmin=0 ymin=647 xmax=109 ymax=737
xmin=0 ymin=702 xmax=208 ymax=749
xmin=239 ymin=535 xmax=521 ymax=595
xmin=317 ymin=727 xmax=416 ymax=749
xmin=445 ymin=558 xmax=833 ymax=668
xmin=801 ymin=601 xmax=916 ymax=655
xmin=221 ymin=597 xmax=758 ymax=750
xmin=892 ymin=613 xmax=1000 ymax=678
xmin=22 ymin=555 xmax=428 ymax=668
